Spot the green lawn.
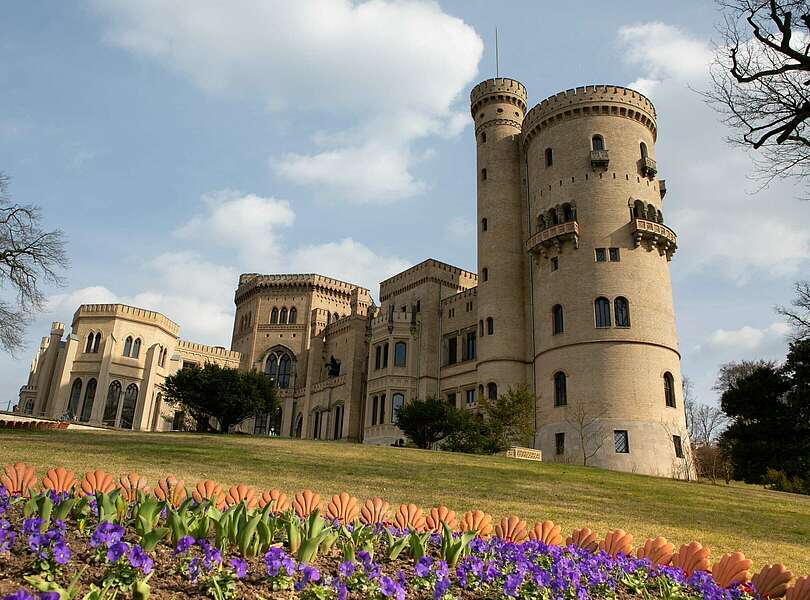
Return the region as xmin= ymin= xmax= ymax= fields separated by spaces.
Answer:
xmin=2 ymin=429 xmax=809 ymax=574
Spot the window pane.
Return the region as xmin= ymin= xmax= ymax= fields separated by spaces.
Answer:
xmin=609 ymin=248 xmax=620 ymax=262
xmin=595 ymin=298 xmax=611 ymax=327
xmin=554 ymin=372 xmax=567 ymax=406
xmin=555 ymin=432 xmax=565 ymax=455
xmin=466 ymin=389 xmax=475 ymax=406
xmin=615 ymin=297 xmax=630 ymax=327
xmin=394 ymin=342 xmax=407 ymax=367
xmin=673 ymin=435 xmax=684 ymax=458
xmin=595 ymin=248 xmax=607 ymax=262
xmin=614 ymin=430 xmax=629 ymax=453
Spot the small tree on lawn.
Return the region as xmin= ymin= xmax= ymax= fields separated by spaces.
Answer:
xmin=161 ymin=363 xmax=278 ymax=434
xmin=565 ymin=402 xmax=608 ymax=467
xmin=479 ymin=385 xmax=536 ymax=448
xmin=394 ymin=396 xmax=460 ymax=449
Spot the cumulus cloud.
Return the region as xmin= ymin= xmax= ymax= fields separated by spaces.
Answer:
xmin=616 ymin=22 xmax=810 ymax=285
xmin=703 ymin=322 xmax=791 ymax=354
xmin=90 ymin=0 xmax=483 ymax=201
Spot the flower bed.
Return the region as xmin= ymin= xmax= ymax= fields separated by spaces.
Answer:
xmin=0 ymin=462 xmax=807 ymax=600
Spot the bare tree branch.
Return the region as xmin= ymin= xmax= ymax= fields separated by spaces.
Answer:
xmin=777 ymin=280 xmax=810 ymax=339
xmin=564 ymin=403 xmax=608 ymax=467
xmin=0 ymin=172 xmax=68 ymax=355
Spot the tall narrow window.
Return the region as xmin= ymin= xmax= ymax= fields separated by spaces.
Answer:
xmin=592 ymin=135 xmax=605 ymax=151
xmin=382 ymin=343 xmax=389 ymax=368
xmin=466 ymin=388 xmax=475 ymax=406
xmin=103 ymin=381 xmax=122 ymax=426
xmin=392 ymin=393 xmax=405 ymax=417
xmin=120 ymin=384 xmax=138 ymax=430
xmin=486 ymin=317 xmax=494 ymax=335
xmin=551 ymin=256 xmax=559 ymax=271
xmin=447 ymin=337 xmax=458 ymax=365
xmin=265 ymin=354 xmax=278 ymax=381
xmin=481 ymin=168 xmax=487 ymax=181
xmin=640 ymin=142 xmax=648 ymax=159
xmin=615 ymin=297 xmax=631 ymax=327
xmin=481 ymin=218 xmax=488 ymax=232
xmin=479 ymin=320 xmax=484 ymax=337
xmin=595 ymin=297 xmax=611 ymax=328
xmin=379 ymin=393 xmax=386 ymax=424
xmin=552 ymin=304 xmax=564 ymax=335
xmin=447 ymin=392 xmax=456 ymax=407
xmin=80 ymin=379 xmax=96 ymax=422
xmin=545 ymin=148 xmax=553 ymax=167
xmin=614 ymin=430 xmax=630 ymax=453
xmin=123 ymin=336 xmax=133 ymax=357
xmin=131 ymin=338 xmax=141 ymax=359
xmin=278 ymin=354 xmax=291 ymax=388
xmin=85 ymin=333 xmax=94 ymax=353
xmin=280 ymin=307 xmax=288 ymax=324
xmin=394 ymin=341 xmax=407 ymax=367
xmin=67 ymin=378 xmax=83 ymax=418
xmin=375 ymin=346 xmax=382 ymax=370
xmin=93 ymin=332 xmax=101 ymax=353
xmin=673 ymin=435 xmax=684 ymax=458
xmin=555 ymin=432 xmax=565 ymax=455
xmin=487 ymin=382 xmax=498 ymax=401
xmin=562 ymin=203 xmax=575 ymax=222
xmin=466 ymin=331 xmax=476 ymax=360
xmin=371 ymin=397 xmax=378 ymax=426
xmin=482 ymin=268 xmax=488 ymax=282
xmin=664 ymin=372 xmax=676 ymax=407
xmin=289 ymin=307 xmax=297 ymax=324
xmin=554 ymin=372 xmax=567 ymax=406
xmin=271 ymin=307 xmax=279 ymax=323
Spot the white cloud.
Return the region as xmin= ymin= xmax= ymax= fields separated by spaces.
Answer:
xmin=91 ymin=0 xmax=483 ymax=201
xmin=616 ymin=22 xmax=810 ymax=284
xmin=445 ymin=216 xmax=474 ymax=241
xmin=704 ymin=322 xmax=791 ymax=353
xmin=175 ymin=190 xmax=295 ymax=263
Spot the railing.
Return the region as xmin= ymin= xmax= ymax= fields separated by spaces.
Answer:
xmin=311 ymin=375 xmax=346 ymax=393
xmin=632 ymin=218 xmax=677 ymax=259
xmin=526 ymin=221 xmax=579 ymax=254
xmin=640 ymin=156 xmax=657 ymax=178
xmin=590 ymin=149 xmax=609 ymax=169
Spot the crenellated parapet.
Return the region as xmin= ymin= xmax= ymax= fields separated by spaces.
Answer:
xmin=235 ymin=273 xmax=371 ymax=304
xmin=73 ymin=304 xmax=180 ymax=337
xmin=523 ymin=85 xmax=657 ymax=146
xmin=470 ymin=77 xmax=528 ymax=115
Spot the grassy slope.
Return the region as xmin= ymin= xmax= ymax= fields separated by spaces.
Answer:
xmin=1 ymin=429 xmax=809 ymax=573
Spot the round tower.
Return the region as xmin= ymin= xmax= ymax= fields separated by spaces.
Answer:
xmin=522 ymin=85 xmax=692 ymax=478
xmin=470 ymin=78 xmax=530 ymax=402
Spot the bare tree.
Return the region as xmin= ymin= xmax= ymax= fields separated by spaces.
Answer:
xmin=564 ymin=403 xmax=608 ymax=467
xmin=713 ymin=359 xmax=777 ymax=393
xmin=690 ymin=404 xmax=729 ymax=446
xmin=706 ymin=0 xmax=810 ymax=186
xmin=0 ymin=173 xmax=67 ymax=354
xmin=777 ymin=280 xmax=810 ymax=339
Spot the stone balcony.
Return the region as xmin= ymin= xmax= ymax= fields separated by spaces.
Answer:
xmin=526 ymin=221 xmax=579 ymax=257
xmin=590 ymin=149 xmax=609 ymax=169
xmin=311 ymin=375 xmax=346 ymax=393
xmin=632 ymin=218 xmax=677 ymax=260
xmin=640 ymin=156 xmax=657 ymax=178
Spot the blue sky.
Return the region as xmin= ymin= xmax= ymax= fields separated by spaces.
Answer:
xmin=1 ymin=0 xmax=808 ymax=411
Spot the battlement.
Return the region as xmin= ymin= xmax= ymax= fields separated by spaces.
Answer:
xmin=73 ymin=304 xmax=180 ymax=336
xmin=177 ymin=339 xmax=241 ymax=360
xmin=523 ymin=85 xmax=657 ymax=143
xmin=379 ymin=259 xmax=477 ymax=300
xmin=470 ymin=77 xmax=528 ymax=116
xmin=440 ymin=286 xmax=478 ymax=306
xmin=235 ymin=273 xmax=370 ymax=303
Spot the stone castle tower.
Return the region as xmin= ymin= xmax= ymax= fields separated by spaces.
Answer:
xmin=471 ymin=78 xmax=688 ymax=476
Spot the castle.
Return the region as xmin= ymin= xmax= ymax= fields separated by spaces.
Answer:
xmin=18 ymin=78 xmax=692 ymax=478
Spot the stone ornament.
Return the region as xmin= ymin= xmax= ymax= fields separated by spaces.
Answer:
xmin=672 ymin=541 xmax=711 ymax=577
xmin=1 ymin=462 xmax=37 ymax=497
xmin=425 ymin=506 xmax=457 ymax=532
xmin=225 ymin=484 xmax=257 ymax=509
xmin=394 ymin=503 xmax=426 ymax=532
xmin=80 ymin=469 xmax=115 ymax=495
xmin=118 ymin=473 xmax=149 ymax=502
xmin=712 ymin=552 xmax=753 ymax=588
xmin=153 ymin=475 xmax=187 ymax=507
xmin=636 ymin=537 xmax=675 ymax=567
xmin=191 ymin=480 xmax=225 ymax=510
xmin=294 ymin=490 xmax=321 ymax=518
xmin=566 ymin=528 xmax=599 ymax=552
xmin=752 ymin=564 xmax=794 ymax=599
xmin=259 ymin=489 xmax=290 ymax=513
xmin=528 ymin=520 xmax=562 ymax=546
xmin=495 ymin=516 xmax=528 ymax=543
xmin=326 ymin=492 xmax=359 ymax=523
xmin=600 ymin=529 xmax=634 ymax=558
xmin=459 ymin=510 xmax=493 ymax=538
xmin=359 ymin=498 xmax=390 ymax=525
xmin=42 ymin=467 xmax=76 ymax=494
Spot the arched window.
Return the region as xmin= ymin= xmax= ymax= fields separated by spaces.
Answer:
xmin=392 ymin=393 xmax=405 ymax=417
xmin=545 ymin=148 xmax=553 ymax=167
xmin=595 ymin=297 xmax=612 ymax=328
xmin=657 ymin=210 xmax=664 ymax=224
xmin=265 ymin=354 xmax=279 ymax=381
xmin=554 ymin=372 xmax=567 ymax=406
xmin=548 ymin=208 xmax=558 ymax=226
xmin=120 ymin=384 xmax=138 ymax=430
xmin=280 ymin=307 xmax=288 ymax=324
xmin=664 ymin=372 xmax=676 ymax=407
xmin=562 ymin=203 xmax=575 ymax=222
xmin=646 ymin=204 xmax=657 ymax=221
xmin=103 ymin=380 xmax=122 ymax=426
xmin=270 ymin=307 xmax=279 ymax=324
xmin=640 ymin=142 xmax=648 ymax=159
xmin=131 ymin=338 xmax=141 ymax=359
xmin=85 ymin=333 xmax=94 ymax=353
xmin=67 ymin=378 xmax=82 ymax=418
xmin=592 ymin=135 xmax=605 ymax=151
xmin=289 ymin=307 xmax=297 ymax=324
xmin=93 ymin=332 xmax=101 ymax=353
xmin=487 ymin=382 xmax=498 ymax=401
xmin=394 ymin=341 xmax=407 ymax=367
xmin=615 ymin=297 xmax=631 ymax=327
xmin=633 ymin=199 xmax=645 ymax=219
xmin=552 ymin=304 xmax=564 ymax=335
xmin=278 ymin=354 xmax=292 ymax=388
xmin=80 ymin=378 xmax=96 ymax=422
xmin=123 ymin=336 xmax=133 ymax=357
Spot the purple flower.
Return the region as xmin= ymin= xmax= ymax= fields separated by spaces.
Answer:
xmin=264 ymin=547 xmax=295 ymax=578
xmin=3 ymin=590 xmax=35 ymax=600
xmin=90 ymin=522 xmax=124 ymax=548
xmin=295 ymin=564 xmax=321 ymax=591
xmin=38 ymin=593 xmax=60 ymax=600
xmin=380 ymin=575 xmax=405 ymax=600
xmin=128 ymin=545 xmax=153 ymax=574
xmin=22 ymin=518 xmax=43 ymax=535
xmin=174 ymin=535 xmax=195 ymax=555
xmin=338 ymin=560 xmax=355 ymax=578
xmin=229 ymin=557 xmax=248 ymax=579
xmin=415 ymin=556 xmax=433 ymax=578
xmin=52 ymin=541 xmax=70 ymax=565
xmin=106 ymin=541 xmax=129 ymax=563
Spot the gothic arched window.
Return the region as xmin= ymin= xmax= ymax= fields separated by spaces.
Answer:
xmin=93 ymin=332 xmax=101 ymax=353
xmin=545 ymin=148 xmax=553 ymax=167
xmin=487 ymin=382 xmax=498 ymax=401
xmin=120 ymin=384 xmax=138 ymax=430
xmin=280 ymin=307 xmax=288 ymax=324
xmin=123 ymin=336 xmax=133 ymax=357
xmin=270 ymin=307 xmax=279 ymax=324
xmin=278 ymin=354 xmax=292 ymax=388
xmin=68 ymin=378 xmax=82 ymax=418
xmin=394 ymin=341 xmax=407 ymax=367
xmin=103 ymin=380 xmax=122 ymax=426
xmin=132 ymin=338 xmax=141 ymax=359
xmin=80 ymin=379 xmax=96 ymax=422
xmin=289 ymin=307 xmax=297 ymax=324
xmin=85 ymin=333 xmax=94 ymax=353
xmin=640 ymin=141 xmax=648 ymax=159
xmin=664 ymin=372 xmax=676 ymax=407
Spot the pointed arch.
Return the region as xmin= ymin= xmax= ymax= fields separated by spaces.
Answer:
xmin=103 ymin=380 xmax=122 ymax=426
xmin=270 ymin=307 xmax=279 ymax=324
xmin=93 ymin=332 xmax=101 ymax=353
xmin=79 ymin=378 xmax=96 ymax=422
xmin=67 ymin=378 xmax=83 ymax=418
xmin=289 ymin=307 xmax=297 ymax=324
xmin=132 ymin=338 xmax=141 ymax=359
xmin=123 ymin=336 xmax=133 ymax=357
xmin=120 ymin=384 xmax=138 ymax=429
xmin=85 ymin=333 xmax=94 ymax=353
xmin=280 ymin=307 xmax=288 ymax=324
